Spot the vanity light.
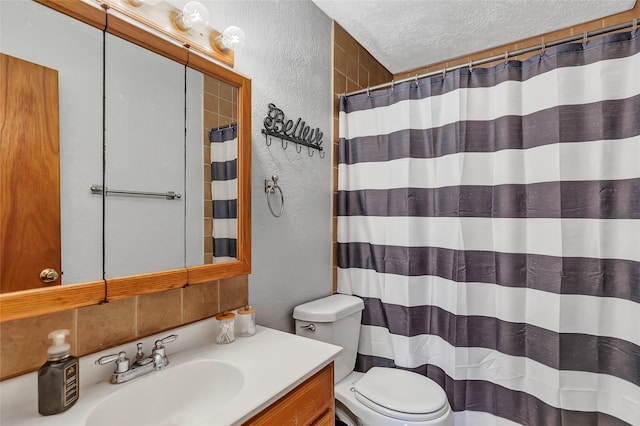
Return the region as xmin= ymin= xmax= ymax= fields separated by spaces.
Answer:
xmin=214 ymin=26 xmax=246 ymax=52
xmin=127 ymin=0 xmax=161 ymax=6
xmin=174 ymin=1 xmax=210 ymax=32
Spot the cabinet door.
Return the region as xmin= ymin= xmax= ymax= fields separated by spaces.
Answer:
xmin=1 ymin=53 xmax=61 ymax=292
xmin=244 ymin=362 xmax=334 ymax=425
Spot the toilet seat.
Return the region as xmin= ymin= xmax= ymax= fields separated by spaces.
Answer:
xmin=354 ymin=367 xmax=449 ymax=422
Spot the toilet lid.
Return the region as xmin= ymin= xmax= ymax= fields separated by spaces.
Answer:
xmin=354 ymin=367 xmax=448 ymax=422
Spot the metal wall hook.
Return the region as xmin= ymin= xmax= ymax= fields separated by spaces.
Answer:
xmin=308 ymin=146 xmax=314 ymax=157
xmin=319 ymin=150 xmax=325 ymax=159
xmin=265 ymin=174 xmax=284 ymax=217
xmin=261 ymin=103 xmax=325 ymax=159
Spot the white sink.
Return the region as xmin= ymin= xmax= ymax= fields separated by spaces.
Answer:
xmin=85 ymin=359 xmax=243 ymax=426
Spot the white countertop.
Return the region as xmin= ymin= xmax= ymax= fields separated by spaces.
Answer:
xmin=0 ymin=320 xmax=342 ymax=425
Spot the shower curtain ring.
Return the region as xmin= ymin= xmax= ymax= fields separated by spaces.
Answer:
xmin=633 ymin=18 xmax=637 ymax=30
xmin=504 ymin=52 xmax=509 ymax=64
xmin=442 ymin=66 xmax=447 ymax=77
xmin=414 ymin=74 xmax=419 ymax=87
xmin=367 ymin=87 xmax=370 ymax=98
xmin=391 ymin=80 xmax=395 ymax=92
xmin=468 ymin=59 xmax=473 ymax=72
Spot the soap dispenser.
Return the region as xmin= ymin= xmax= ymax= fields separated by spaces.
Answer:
xmin=38 ymin=329 xmax=79 ymax=415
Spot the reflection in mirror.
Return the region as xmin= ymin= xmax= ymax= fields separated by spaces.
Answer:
xmin=103 ymin=34 xmax=188 ymax=278
xmin=186 ymin=73 xmax=239 ymax=266
xmin=206 ymin=79 xmax=239 ymax=264
xmin=208 ymin=119 xmax=238 ymax=264
xmin=0 ymin=0 xmax=103 ymax=291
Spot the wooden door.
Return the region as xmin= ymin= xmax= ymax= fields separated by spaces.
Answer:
xmin=0 ymin=53 xmax=61 ymax=292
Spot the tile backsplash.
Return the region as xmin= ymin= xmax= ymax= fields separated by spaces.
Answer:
xmin=0 ymin=276 xmax=247 ymax=380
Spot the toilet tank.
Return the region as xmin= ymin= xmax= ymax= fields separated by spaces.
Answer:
xmin=293 ymin=294 xmax=364 ymax=383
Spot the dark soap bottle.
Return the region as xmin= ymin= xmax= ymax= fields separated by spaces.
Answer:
xmin=38 ymin=329 xmax=79 ymax=416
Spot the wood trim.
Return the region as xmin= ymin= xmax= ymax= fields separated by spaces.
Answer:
xmin=0 ymin=281 xmax=105 ymax=322
xmin=106 ymin=11 xmax=189 ymax=65
xmin=187 ymin=259 xmax=250 ymax=285
xmin=243 ymin=363 xmax=334 ymax=425
xmin=106 ymin=268 xmax=188 ymax=300
xmin=186 ymin=51 xmax=243 ymax=86
xmin=35 ymin=0 xmax=106 ymax=30
xmin=237 ymin=76 xmax=253 ymax=275
xmin=314 ymin=410 xmax=337 ymax=426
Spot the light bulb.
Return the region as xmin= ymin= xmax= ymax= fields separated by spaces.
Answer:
xmin=214 ymin=26 xmax=246 ymax=52
xmin=174 ymin=1 xmax=210 ymax=31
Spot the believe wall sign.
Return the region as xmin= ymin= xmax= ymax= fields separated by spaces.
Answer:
xmin=261 ymin=103 xmax=325 ymax=158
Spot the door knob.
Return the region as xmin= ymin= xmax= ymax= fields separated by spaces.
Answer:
xmin=40 ymin=268 xmax=59 ymax=284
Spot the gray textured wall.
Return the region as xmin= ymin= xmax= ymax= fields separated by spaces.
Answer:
xmin=173 ymin=0 xmax=334 ymax=331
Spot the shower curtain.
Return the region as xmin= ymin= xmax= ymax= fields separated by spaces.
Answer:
xmin=337 ymin=29 xmax=639 ymax=426
xmin=210 ymin=123 xmax=238 ymax=262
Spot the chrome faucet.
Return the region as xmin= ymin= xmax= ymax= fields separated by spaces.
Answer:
xmin=95 ymin=334 xmax=178 ymax=384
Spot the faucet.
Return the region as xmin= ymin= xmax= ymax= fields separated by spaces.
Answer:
xmin=95 ymin=334 xmax=178 ymax=384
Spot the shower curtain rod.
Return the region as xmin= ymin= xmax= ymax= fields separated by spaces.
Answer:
xmin=343 ymin=19 xmax=638 ymax=98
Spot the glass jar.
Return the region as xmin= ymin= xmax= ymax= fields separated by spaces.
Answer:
xmin=215 ymin=311 xmax=235 ymax=344
xmin=236 ymin=305 xmax=256 ymax=337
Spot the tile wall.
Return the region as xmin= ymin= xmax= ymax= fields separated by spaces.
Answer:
xmin=332 ymin=22 xmax=394 ymax=291
xmin=0 ymin=276 xmax=247 ymax=380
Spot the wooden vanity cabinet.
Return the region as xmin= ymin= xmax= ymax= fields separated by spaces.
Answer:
xmin=244 ymin=362 xmax=335 ymax=425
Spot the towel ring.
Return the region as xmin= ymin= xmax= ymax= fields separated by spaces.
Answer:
xmin=265 ymin=174 xmax=284 ymax=217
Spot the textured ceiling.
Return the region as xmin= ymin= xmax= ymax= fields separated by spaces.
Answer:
xmin=312 ymin=0 xmax=637 ymax=74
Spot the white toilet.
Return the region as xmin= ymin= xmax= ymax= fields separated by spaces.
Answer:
xmin=294 ymin=294 xmax=453 ymax=426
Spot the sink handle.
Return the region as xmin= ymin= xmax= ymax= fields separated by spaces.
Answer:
xmin=156 ymin=334 xmax=178 ymax=346
xmin=95 ymin=351 xmax=130 ymax=373
xmin=153 ymin=334 xmax=178 ymax=360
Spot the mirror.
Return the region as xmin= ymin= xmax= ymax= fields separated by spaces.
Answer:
xmin=103 ymin=33 xmax=187 ymax=278
xmin=0 ymin=0 xmax=251 ymax=321
xmin=1 ymin=0 xmax=104 ymax=289
xmin=189 ymin=75 xmax=240 ymax=266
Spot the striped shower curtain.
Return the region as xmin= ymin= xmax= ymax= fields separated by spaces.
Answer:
xmin=337 ymin=29 xmax=639 ymax=426
xmin=210 ymin=123 xmax=238 ymax=262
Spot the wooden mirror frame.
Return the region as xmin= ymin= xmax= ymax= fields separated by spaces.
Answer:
xmin=0 ymin=0 xmax=251 ymax=322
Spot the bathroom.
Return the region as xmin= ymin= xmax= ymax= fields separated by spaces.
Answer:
xmin=1 ymin=0 xmax=639 ymax=424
